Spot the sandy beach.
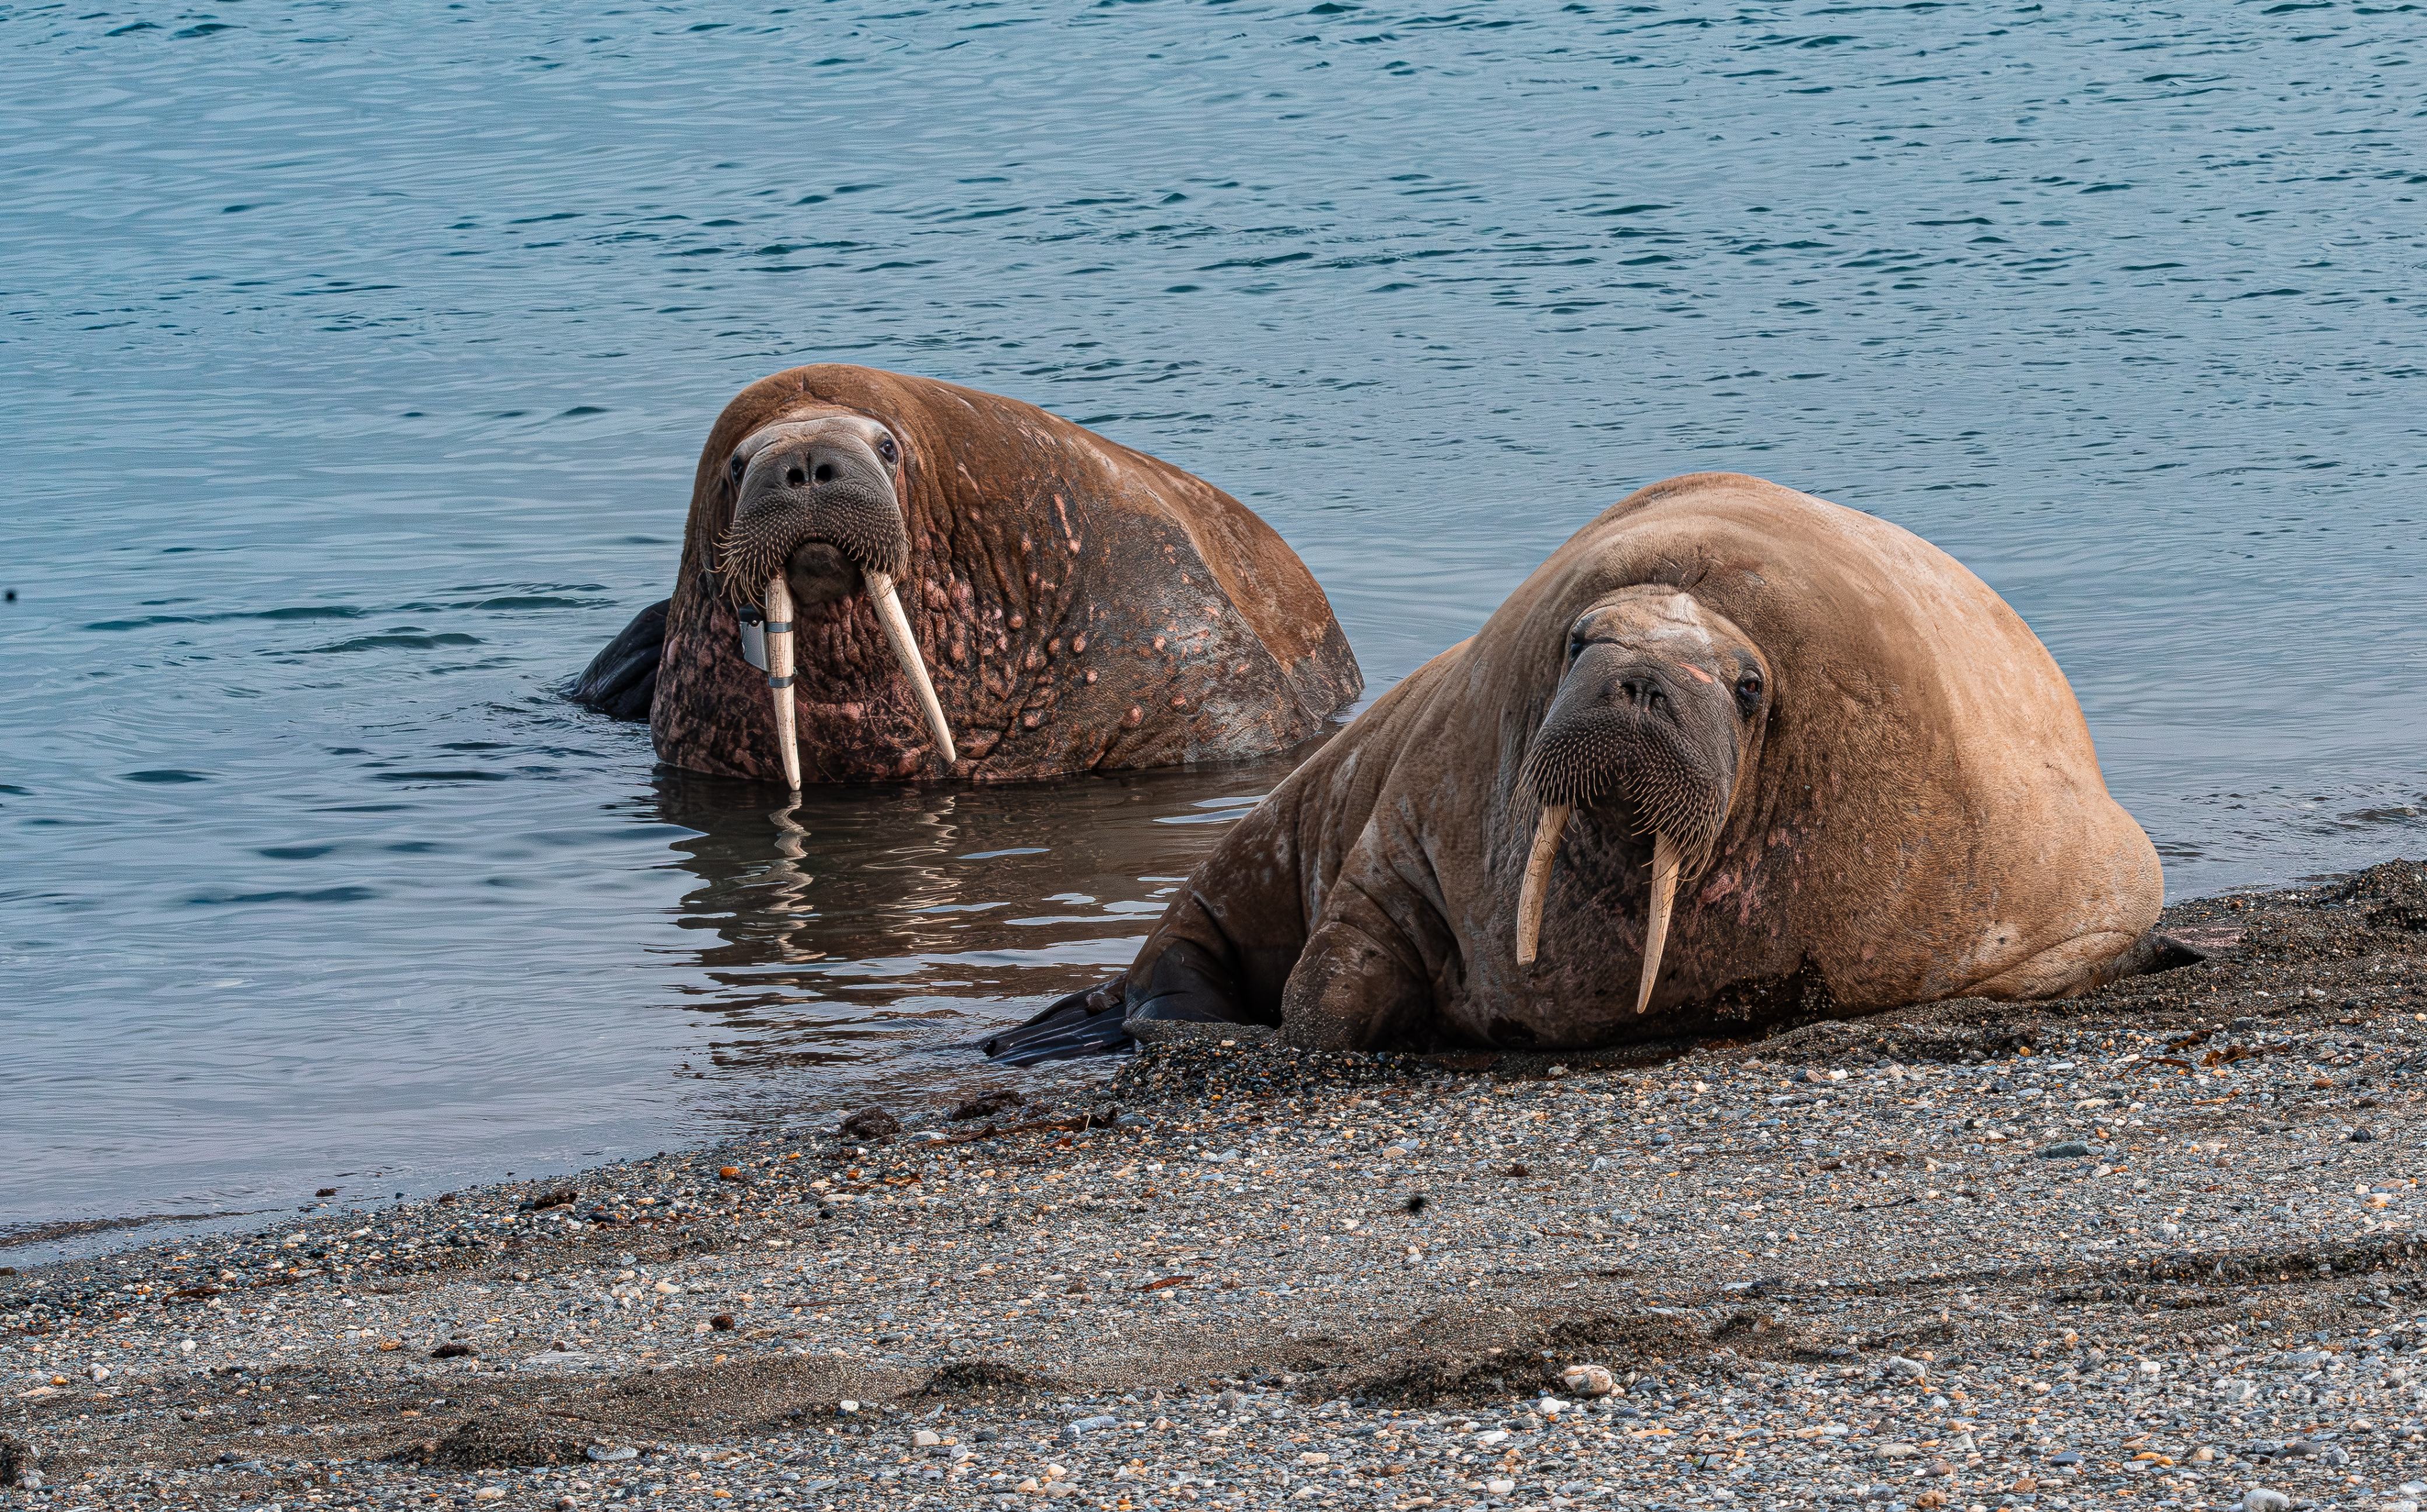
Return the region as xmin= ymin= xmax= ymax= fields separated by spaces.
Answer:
xmin=4 ymin=860 xmax=2424 ymax=1511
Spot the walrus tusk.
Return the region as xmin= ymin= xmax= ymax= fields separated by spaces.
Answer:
xmin=1637 ymin=832 xmax=1682 ymax=1016
xmin=1515 ymin=802 xmax=1570 ymax=967
xmin=763 ymin=576 xmax=802 ymax=793
xmin=863 ymin=569 xmax=958 ymax=767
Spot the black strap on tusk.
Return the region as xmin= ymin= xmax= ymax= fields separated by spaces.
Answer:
xmin=767 ymin=674 xmax=793 ymax=689
xmin=761 ymin=621 xmax=790 ymax=634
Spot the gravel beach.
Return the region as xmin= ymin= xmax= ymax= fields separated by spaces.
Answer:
xmin=5 ymin=860 xmax=2426 ymax=1512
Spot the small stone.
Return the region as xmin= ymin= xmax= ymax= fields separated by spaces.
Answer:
xmin=584 ymin=1444 xmax=638 ymax=1463
xmin=1299 ymin=1451 xmax=1330 ymax=1465
xmin=1877 ymin=1442 xmax=1920 ymax=1460
xmin=2039 ymin=1141 xmax=2093 ymax=1159
xmin=839 ymin=1107 xmax=900 ymax=1140
xmin=950 ymin=1089 xmax=1024 ymax=1121
xmin=838 ymin=1399 xmax=859 ymax=1414
xmin=1064 ymin=1414 xmax=1118 ymax=1438
xmin=710 ymin=1313 xmax=735 ymax=1331
xmin=2046 ymin=1450 xmax=2082 ymax=1467
xmin=2242 ymin=1491 xmax=2289 ymax=1512
xmin=1535 ymin=1396 xmax=1570 ymax=1416
xmin=717 ymin=1165 xmax=745 ymax=1182
xmin=1485 ymin=1479 xmax=1517 ymax=1495
xmin=1886 ymin=1355 xmax=1928 ymax=1381
xmin=2350 ymin=1127 xmax=2377 ymax=1143
xmin=1560 ymin=1363 xmax=1615 ymax=1397
xmin=87 ymin=1364 xmax=109 ymax=1383
xmin=912 ymin=1429 xmax=941 ymax=1448
xmin=2219 ymin=1379 xmax=2258 ymax=1403
xmin=430 ymin=1342 xmax=477 ymax=1360
xmin=473 ymin=1489 xmax=506 ymax=1502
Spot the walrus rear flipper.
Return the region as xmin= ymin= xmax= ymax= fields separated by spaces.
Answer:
xmin=2079 ymin=929 xmax=2209 ymax=992
xmin=982 ymin=979 xmax=1130 ymax=1066
xmin=569 ymin=599 xmax=668 ymax=721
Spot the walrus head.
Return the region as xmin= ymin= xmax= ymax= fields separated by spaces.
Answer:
xmin=711 ymin=413 xmax=956 ymax=780
xmin=1514 ymin=587 xmax=1771 ymax=1012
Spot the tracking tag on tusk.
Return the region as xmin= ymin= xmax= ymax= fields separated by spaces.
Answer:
xmin=737 ymin=604 xmax=769 ymax=672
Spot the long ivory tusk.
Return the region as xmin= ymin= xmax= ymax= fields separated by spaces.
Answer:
xmin=763 ymin=576 xmax=802 ymax=793
xmin=1636 ymin=832 xmax=1683 ymax=1016
xmin=863 ymin=569 xmax=958 ymax=767
xmin=1514 ymin=802 xmax=1570 ymax=967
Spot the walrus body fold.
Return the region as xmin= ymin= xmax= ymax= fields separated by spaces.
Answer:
xmin=986 ymin=472 xmax=2167 ymax=1064
xmin=572 ymin=366 xmax=1360 ymax=784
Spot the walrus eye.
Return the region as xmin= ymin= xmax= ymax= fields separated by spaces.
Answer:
xmin=1735 ymin=671 xmax=1763 ymax=713
xmin=727 ymin=454 xmax=745 ymax=484
xmin=876 ymin=436 xmax=899 ymax=466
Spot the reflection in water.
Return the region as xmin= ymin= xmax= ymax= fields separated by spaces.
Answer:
xmin=644 ymin=749 xmax=1314 ymax=1082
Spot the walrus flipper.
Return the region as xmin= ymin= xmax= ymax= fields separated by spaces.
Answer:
xmin=980 ymin=980 xmax=1132 ymax=1065
xmin=981 ymin=941 xmax=1259 ymax=1064
xmin=569 ymin=599 xmax=668 ymax=721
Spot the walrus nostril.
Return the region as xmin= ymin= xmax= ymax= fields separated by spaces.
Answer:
xmin=1619 ymin=678 xmax=1662 ymax=709
xmin=813 ymin=462 xmax=837 ymax=483
xmin=785 ymin=465 xmax=806 ymax=487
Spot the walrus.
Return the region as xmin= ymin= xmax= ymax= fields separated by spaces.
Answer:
xmin=571 ymin=366 xmax=1361 ymax=784
xmin=986 ymin=471 xmax=2181 ymax=1063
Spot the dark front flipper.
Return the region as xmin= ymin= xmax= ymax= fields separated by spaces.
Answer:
xmin=981 ymin=941 xmax=1261 ymax=1065
xmin=567 ymin=599 xmax=669 ymax=721
xmin=981 ymin=978 xmax=1130 ymax=1066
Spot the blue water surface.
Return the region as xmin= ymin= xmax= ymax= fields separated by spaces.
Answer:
xmin=3 ymin=0 xmax=2423 ymax=1254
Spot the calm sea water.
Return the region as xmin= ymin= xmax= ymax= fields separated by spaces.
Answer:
xmin=5 ymin=0 xmax=2424 ymax=1257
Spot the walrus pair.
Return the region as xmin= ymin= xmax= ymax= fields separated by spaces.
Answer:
xmin=577 ymin=367 xmax=2171 ymax=1057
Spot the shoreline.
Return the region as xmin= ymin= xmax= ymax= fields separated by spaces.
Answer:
xmin=2 ymin=860 xmax=2423 ymax=1510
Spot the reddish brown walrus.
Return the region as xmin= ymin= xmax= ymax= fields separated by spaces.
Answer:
xmin=570 ymin=366 xmax=1361 ymax=783
xmin=987 ymin=472 xmax=2181 ymax=1062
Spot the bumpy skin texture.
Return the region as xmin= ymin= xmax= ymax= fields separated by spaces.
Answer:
xmin=650 ymin=366 xmax=1361 ymax=783
xmin=1120 ymin=472 xmax=2164 ymax=1051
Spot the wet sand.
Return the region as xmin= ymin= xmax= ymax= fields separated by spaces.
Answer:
xmin=3 ymin=861 xmax=2424 ymax=1511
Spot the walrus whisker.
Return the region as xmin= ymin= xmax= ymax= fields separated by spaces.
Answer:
xmin=1515 ymin=801 xmax=1569 ymax=967
xmin=763 ymin=575 xmax=802 ymax=793
xmin=1637 ymin=832 xmax=1682 ymax=1016
xmin=864 ymin=569 xmax=957 ymax=768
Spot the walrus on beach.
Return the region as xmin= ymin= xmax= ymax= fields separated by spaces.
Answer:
xmin=572 ymin=366 xmax=1361 ymax=784
xmin=987 ymin=472 xmax=2178 ymax=1063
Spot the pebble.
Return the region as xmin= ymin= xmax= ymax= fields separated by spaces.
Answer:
xmin=2243 ymin=1490 xmax=2291 ymax=1512
xmin=2038 ymin=1139 xmax=2093 ymax=1158
xmin=1560 ymin=1362 xmax=1615 ymax=1396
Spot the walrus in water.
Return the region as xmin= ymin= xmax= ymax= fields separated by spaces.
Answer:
xmin=988 ymin=472 xmax=2183 ymax=1063
xmin=572 ymin=366 xmax=1360 ymax=784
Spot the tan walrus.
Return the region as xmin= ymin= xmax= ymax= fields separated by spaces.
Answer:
xmin=571 ymin=366 xmax=1361 ymax=784
xmin=987 ymin=472 xmax=2175 ymax=1061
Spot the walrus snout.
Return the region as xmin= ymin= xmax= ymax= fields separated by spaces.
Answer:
xmin=1514 ymin=590 xmax=1770 ymax=1013
xmin=716 ymin=424 xmax=910 ymax=599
